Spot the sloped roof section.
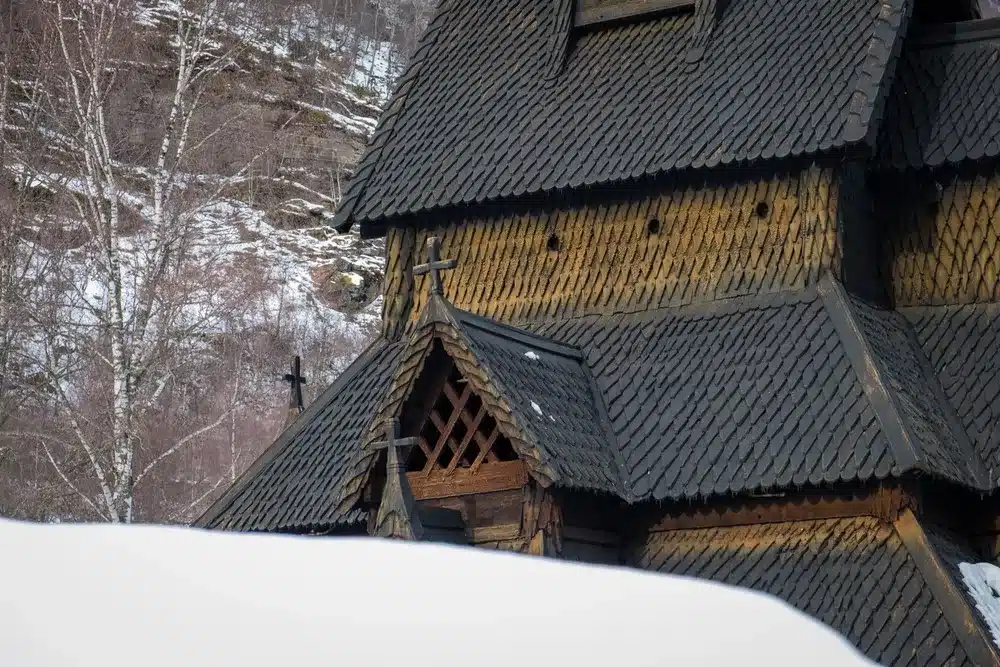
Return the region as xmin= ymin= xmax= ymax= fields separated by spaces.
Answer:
xmin=631 ymin=517 xmax=985 ymax=667
xmin=334 ymin=0 xmax=908 ymax=230
xmin=536 ymin=279 xmax=988 ymax=500
xmin=539 ymin=288 xmax=896 ymax=499
xmin=842 ymin=292 xmax=989 ymax=488
xmin=903 ymin=303 xmax=1000 ymax=475
xmin=451 ymin=307 xmax=624 ymax=495
xmin=879 ymin=18 xmax=1000 ymax=168
xmin=196 ymin=339 xmax=404 ymax=532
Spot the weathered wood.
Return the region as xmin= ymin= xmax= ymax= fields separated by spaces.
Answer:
xmin=386 ymin=168 xmax=840 ymax=333
xmin=407 ymin=460 xmax=528 ymax=500
xmin=469 ymin=523 xmax=522 ymax=543
xmin=521 ymin=484 xmax=564 ymax=555
xmin=641 ymin=486 xmax=911 ymax=533
xmin=424 ymin=384 xmax=471 ymax=476
xmin=575 ymin=0 xmax=693 ymax=28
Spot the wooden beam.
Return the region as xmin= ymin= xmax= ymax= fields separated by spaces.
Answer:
xmin=468 ymin=523 xmax=522 ymax=543
xmin=641 ymin=486 xmax=910 ymax=533
xmin=574 ymin=0 xmax=694 ymax=29
xmin=407 ymin=460 xmax=528 ymax=501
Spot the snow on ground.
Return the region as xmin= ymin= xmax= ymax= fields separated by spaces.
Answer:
xmin=960 ymin=562 xmax=1000 ymax=649
xmin=0 ymin=519 xmax=878 ymax=667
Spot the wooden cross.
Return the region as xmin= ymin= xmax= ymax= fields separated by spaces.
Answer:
xmin=372 ymin=418 xmax=421 ymax=474
xmin=283 ymin=356 xmax=307 ymax=413
xmin=413 ymin=237 xmax=457 ymax=297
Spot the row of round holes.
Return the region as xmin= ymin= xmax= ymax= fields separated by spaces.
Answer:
xmin=545 ymin=201 xmax=772 ymax=252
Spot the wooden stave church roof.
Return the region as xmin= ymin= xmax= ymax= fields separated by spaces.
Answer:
xmin=198 ymin=277 xmax=996 ymax=533
xmin=332 ymin=0 xmax=910 ymax=232
xmin=879 ymin=17 xmax=1000 ymax=168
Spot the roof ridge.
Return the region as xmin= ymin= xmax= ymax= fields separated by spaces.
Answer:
xmin=331 ymin=0 xmax=456 ymax=232
xmin=816 ymin=275 xmax=921 ymax=474
xmin=448 ymin=302 xmax=584 ymax=360
xmin=894 ymin=510 xmax=1000 ymax=667
xmin=193 ymin=336 xmax=396 ymax=528
xmin=847 ymin=0 xmax=911 ymax=145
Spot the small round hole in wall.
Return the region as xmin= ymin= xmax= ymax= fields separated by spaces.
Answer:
xmin=755 ymin=201 xmax=770 ymax=219
xmin=546 ymin=233 xmax=560 ymax=252
xmin=647 ymin=218 xmax=661 ymax=235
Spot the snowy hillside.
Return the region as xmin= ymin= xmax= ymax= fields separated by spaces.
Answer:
xmin=0 ymin=518 xmax=881 ymax=667
xmin=0 ymin=0 xmax=434 ymax=523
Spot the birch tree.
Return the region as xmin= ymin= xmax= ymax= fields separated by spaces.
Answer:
xmin=11 ymin=0 xmax=270 ymax=523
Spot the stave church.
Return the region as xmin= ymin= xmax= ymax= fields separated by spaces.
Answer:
xmin=198 ymin=0 xmax=1000 ymax=664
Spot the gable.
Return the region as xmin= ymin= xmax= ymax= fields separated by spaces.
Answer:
xmin=397 ymin=353 xmax=529 ymax=501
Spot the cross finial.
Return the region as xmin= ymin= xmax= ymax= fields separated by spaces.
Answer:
xmin=371 ymin=418 xmax=421 ymax=473
xmin=412 ymin=237 xmax=457 ymax=297
xmin=282 ymin=356 xmax=307 ymax=414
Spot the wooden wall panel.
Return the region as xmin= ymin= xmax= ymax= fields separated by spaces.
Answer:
xmin=882 ymin=165 xmax=1000 ymax=307
xmin=382 ymin=166 xmax=843 ymax=334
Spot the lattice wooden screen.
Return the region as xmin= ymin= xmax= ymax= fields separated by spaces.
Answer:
xmin=407 ymin=367 xmax=518 ymax=475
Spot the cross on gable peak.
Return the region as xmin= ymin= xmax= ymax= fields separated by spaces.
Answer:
xmin=282 ymin=355 xmax=307 ymax=414
xmin=413 ymin=236 xmax=458 ymax=298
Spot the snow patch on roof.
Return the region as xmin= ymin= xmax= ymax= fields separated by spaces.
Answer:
xmin=531 ymin=401 xmax=543 ymax=417
xmin=960 ymin=562 xmax=1000 ymax=649
xmin=524 ymin=351 xmax=541 ymax=361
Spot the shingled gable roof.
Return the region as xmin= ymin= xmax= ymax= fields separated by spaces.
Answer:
xmin=879 ymin=17 xmax=1000 ymax=168
xmin=336 ymin=293 xmax=624 ymax=513
xmin=535 ymin=275 xmax=990 ymax=500
xmin=633 ymin=512 xmax=1000 ymax=667
xmin=333 ymin=0 xmax=910 ymax=232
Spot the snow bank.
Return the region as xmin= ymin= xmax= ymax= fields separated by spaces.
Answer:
xmin=0 ymin=519 xmax=877 ymax=667
xmin=960 ymin=562 xmax=1000 ymax=649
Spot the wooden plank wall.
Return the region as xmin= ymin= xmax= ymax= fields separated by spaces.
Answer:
xmin=382 ymin=165 xmax=842 ymax=337
xmin=881 ymin=164 xmax=1000 ymax=307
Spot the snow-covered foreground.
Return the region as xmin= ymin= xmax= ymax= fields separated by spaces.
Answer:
xmin=0 ymin=519 xmax=879 ymax=667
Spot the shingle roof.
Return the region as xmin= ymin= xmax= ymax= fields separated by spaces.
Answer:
xmin=334 ymin=0 xmax=908 ymax=231
xmin=452 ymin=307 xmax=624 ymax=495
xmin=339 ymin=297 xmax=623 ymax=504
xmin=879 ymin=18 xmax=1000 ymax=168
xmin=904 ymin=303 xmax=1000 ymax=475
xmin=536 ymin=279 xmax=987 ymax=500
xmin=630 ymin=516 xmax=992 ymax=667
xmin=196 ymin=339 xmax=404 ymax=532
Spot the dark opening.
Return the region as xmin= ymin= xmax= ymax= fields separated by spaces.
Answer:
xmin=647 ymin=218 xmax=661 ymax=235
xmin=913 ymin=0 xmax=986 ymax=23
xmin=926 ymin=200 xmax=941 ymax=219
xmin=755 ymin=201 xmax=770 ymax=219
xmin=546 ymin=233 xmax=561 ymax=252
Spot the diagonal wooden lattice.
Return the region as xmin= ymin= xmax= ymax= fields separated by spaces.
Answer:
xmin=406 ymin=368 xmax=517 ymax=476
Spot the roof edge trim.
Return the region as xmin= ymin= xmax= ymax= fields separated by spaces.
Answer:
xmin=894 ymin=509 xmax=1000 ymax=667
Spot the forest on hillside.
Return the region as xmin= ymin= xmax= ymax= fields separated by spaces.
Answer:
xmin=0 ymin=0 xmax=433 ymax=524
